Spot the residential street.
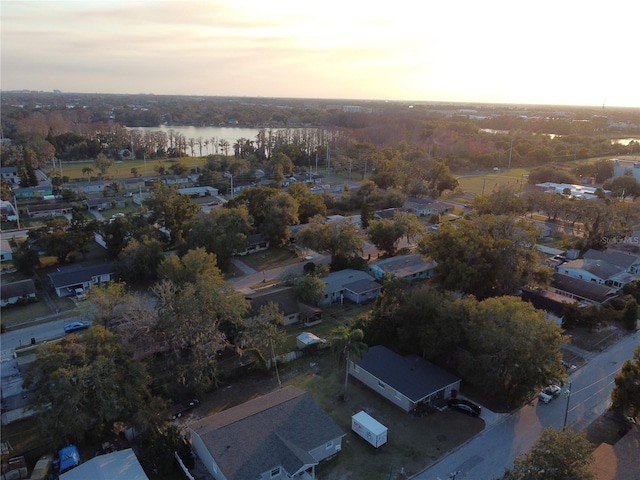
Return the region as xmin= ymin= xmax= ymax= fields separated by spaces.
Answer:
xmin=410 ymin=329 xmax=640 ymax=480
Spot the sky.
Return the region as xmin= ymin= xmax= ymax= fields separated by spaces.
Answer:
xmin=2 ymin=0 xmax=639 ymax=108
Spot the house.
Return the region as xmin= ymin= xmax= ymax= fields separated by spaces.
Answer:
xmin=319 ymin=269 xmax=382 ymax=306
xmin=163 ymin=175 xmax=191 ymax=186
xmin=1 ymin=279 xmax=37 ymax=307
xmin=1 ymin=237 xmax=13 ymax=261
xmin=235 ymin=233 xmax=269 ymax=256
xmin=119 ymin=177 xmax=146 ymax=193
xmin=1 ymin=166 xmax=20 ymax=184
xmin=26 ymin=202 xmax=74 ymax=219
xmin=177 ymin=186 xmax=219 ymax=197
xmin=48 ymin=263 xmax=114 ymax=298
xmin=14 ymin=184 xmax=53 ymax=199
xmin=63 ymin=180 xmax=107 ymax=195
xmin=350 ymin=345 xmax=461 ymax=412
xmin=557 ymin=257 xmax=640 ymax=290
xmin=367 ymin=254 xmax=437 ymax=283
xmin=0 ymin=201 xmax=19 ymax=222
xmin=373 ymin=208 xmax=412 ymax=220
xmin=591 ymin=425 xmax=640 ymax=480
xmin=59 ymin=448 xmax=148 ymax=480
xmin=520 ymin=286 xmax=579 ymax=325
xmin=534 ymin=182 xmax=609 ymax=199
xmin=549 ymin=273 xmax=618 ymax=307
xmin=189 ymin=385 xmax=345 ymax=480
xmin=403 ymin=197 xmax=451 ymax=217
xmin=583 ymin=249 xmax=640 ymax=275
xmin=246 ymin=287 xmax=322 ymax=326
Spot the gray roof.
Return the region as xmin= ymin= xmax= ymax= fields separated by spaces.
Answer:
xmin=1 ymin=279 xmax=37 ymax=301
xmin=370 ymin=254 xmax=436 ymax=278
xmin=189 ymin=386 xmax=344 ymax=480
xmin=355 ymin=345 xmax=460 ymax=402
xmin=343 ymin=278 xmax=382 ymax=295
xmin=562 ymin=259 xmax=623 ymax=281
xmin=323 ymin=269 xmax=378 ymax=295
xmin=583 ymin=249 xmax=640 ymax=270
xmin=551 ymin=273 xmax=618 ymax=304
xmin=48 ymin=263 xmax=114 ymax=289
xmin=59 ymin=449 xmax=148 ymax=480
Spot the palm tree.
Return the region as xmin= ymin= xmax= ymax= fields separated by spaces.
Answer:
xmin=330 ymin=326 xmax=368 ymax=400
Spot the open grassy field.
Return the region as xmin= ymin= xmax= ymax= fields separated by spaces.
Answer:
xmin=455 ymin=168 xmax=530 ymax=197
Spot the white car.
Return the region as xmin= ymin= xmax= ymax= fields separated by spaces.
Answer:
xmin=543 ymin=384 xmax=562 ymax=397
xmin=538 ymin=391 xmax=553 ymax=404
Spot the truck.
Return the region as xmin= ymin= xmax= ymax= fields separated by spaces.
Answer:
xmin=351 ymin=411 xmax=387 ymax=448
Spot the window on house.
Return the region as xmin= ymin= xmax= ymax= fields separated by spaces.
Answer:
xmin=378 ymin=381 xmax=385 ymax=389
xmin=270 ymin=467 xmax=281 ymax=477
xmin=326 ymin=440 xmax=333 ymax=449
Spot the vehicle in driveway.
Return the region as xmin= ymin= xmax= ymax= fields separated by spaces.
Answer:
xmin=170 ymin=398 xmax=200 ymax=420
xmin=538 ymin=391 xmax=553 ymax=404
xmin=448 ymin=399 xmax=481 ymax=417
xmin=63 ymin=321 xmax=91 ymax=333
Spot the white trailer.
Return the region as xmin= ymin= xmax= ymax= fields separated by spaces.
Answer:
xmin=351 ymin=411 xmax=387 ymax=448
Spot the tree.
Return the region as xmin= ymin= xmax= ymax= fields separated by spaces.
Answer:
xmin=143 ymin=182 xmax=201 ymax=244
xmin=504 ymin=427 xmax=595 ymax=480
xmin=115 ymin=237 xmax=165 ymax=284
xmin=260 ymin=192 xmax=298 ymax=247
xmin=621 ymin=297 xmax=638 ymax=330
xmin=459 ymin=296 xmax=566 ymax=406
xmin=292 ymin=274 xmax=326 ymax=305
xmin=184 ymin=206 xmax=252 ymax=271
xmin=611 ymin=345 xmax=640 ymax=418
xmin=154 ymin=249 xmax=249 ymax=393
xmin=23 ymin=326 xmax=160 ymax=444
xmin=94 ymin=153 xmax=114 ymax=175
xmin=240 ymin=302 xmax=286 ymax=387
xmin=422 ymin=215 xmax=540 ymax=299
xmin=330 ymin=326 xmax=368 ymax=400
xmin=296 ymin=215 xmax=365 ymax=268
xmin=367 ymin=211 xmax=422 ymax=256
xmin=13 ymin=241 xmax=41 ymax=275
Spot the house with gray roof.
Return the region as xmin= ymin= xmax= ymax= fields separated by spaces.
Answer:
xmin=557 ymin=256 xmax=640 ymax=290
xmin=1 ymin=166 xmax=20 ymax=184
xmin=246 ymin=286 xmax=322 ymax=326
xmin=189 ymin=386 xmax=344 ymax=480
xmin=1 ymin=279 xmax=37 ymax=307
xmin=403 ymin=197 xmax=451 ymax=217
xmin=549 ymin=273 xmax=618 ymax=306
xmin=367 ymin=254 xmax=437 ymax=283
xmin=48 ymin=263 xmax=114 ymax=297
xmin=319 ymin=269 xmax=381 ymax=306
xmin=583 ymin=249 xmax=640 ymax=274
xmin=350 ymin=345 xmax=461 ymax=412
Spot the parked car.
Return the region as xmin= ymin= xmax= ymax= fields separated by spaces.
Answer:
xmin=538 ymin=391 xmax=553 ymax=404
xmin=170 ymin=398 xmax=200 ymax=420
xmin=63 ymin=321 xmax=91 ymax=333
xmin=542 ymin=384 xmax=562 ymax=397
xmin=448 ymin=399 xmax=481 ymax=417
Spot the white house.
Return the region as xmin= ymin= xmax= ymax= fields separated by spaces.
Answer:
xmin=319 ymin=269 xmax=382 ymax=306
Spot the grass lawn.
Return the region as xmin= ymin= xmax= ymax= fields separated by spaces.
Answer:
xmin=239 ymin=248 xmax=301 ymax=272
xmin=456 ymin=169 xmax=530 ymax=197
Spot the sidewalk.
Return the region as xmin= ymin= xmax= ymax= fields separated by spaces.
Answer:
xmin=230 ymin=257 xmax=257 ymax=275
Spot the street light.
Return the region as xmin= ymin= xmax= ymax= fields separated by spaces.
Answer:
xmin=563 ymin=382 xmax=572 ymax=429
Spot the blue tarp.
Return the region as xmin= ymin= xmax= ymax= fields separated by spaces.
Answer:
xmin=58 ymin=445 xmax=80 ymax=474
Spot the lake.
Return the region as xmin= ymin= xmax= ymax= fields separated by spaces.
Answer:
xmin=129 ymin=125 xmax=262 ymax=156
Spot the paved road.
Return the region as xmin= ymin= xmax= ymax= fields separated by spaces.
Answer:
xmin=0 ymin=317 xmax=81 ymax=360
xmin=410 ymin=329 xmax=640 ymax=480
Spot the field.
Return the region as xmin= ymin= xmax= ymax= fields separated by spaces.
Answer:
xmin=453 ymin=168 xmax=530 ymax=198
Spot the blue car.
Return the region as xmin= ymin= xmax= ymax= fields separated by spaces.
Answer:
xmin=63 ymin=321 xmax=91 ymax=333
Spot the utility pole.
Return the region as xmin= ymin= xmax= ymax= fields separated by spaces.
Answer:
xmin=563 ymin=382 xmax=572 ymax=429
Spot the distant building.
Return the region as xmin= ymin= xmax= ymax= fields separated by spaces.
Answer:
xmin=367 ymin=254 xmax=437 ymax=283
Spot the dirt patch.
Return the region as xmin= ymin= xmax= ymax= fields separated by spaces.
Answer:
xmin=584 ymin=410 xmax=634 ymax=446
xmin=566 ymin=324 xmax=627 ymax=353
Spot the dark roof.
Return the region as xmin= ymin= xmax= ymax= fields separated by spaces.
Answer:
xmin=248 ymin=233 xmax=267 ymax=245
xmin=189 ymin=386 xmax=344 ymax=480
xmin=26 ymin=202 xmax=73 ymax=213
xmin=355 ymin=345 xmax=460 ymax=402
xmin=1 ymin=279 xmax=37 ymax=300
xmin=550 ymin=273 xmax=618 ymax=304
xmin=521 ymin=287 xmax=576 ymax=317
xmin=48 ymin=263 xmax=114 ymax=289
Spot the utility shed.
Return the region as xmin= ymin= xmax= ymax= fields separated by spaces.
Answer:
xmin=296 ymin=332 xmax=327 ymax=349
xmin=351 ymin=411 xmax=387 ymax=448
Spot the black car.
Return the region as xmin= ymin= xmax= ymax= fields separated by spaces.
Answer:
xmin=170 ymin=399 xmax=200 ymax=420
xmin=448 ymin=399 xmax=481 ymax=417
